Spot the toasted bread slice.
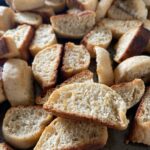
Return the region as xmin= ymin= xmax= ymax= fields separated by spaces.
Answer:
xmin=114 ymin=56 xmax=150 ymax=83
xmin=96 ymin=0 xmax=113 ymax=21
xmin=12 ymin=0 xmax=44 ymax=11
xmin=50 ymin=11 xmax=96 ymax=39
xmin=0 ymin=143 xmax=13 ymax=150
xmin=2 ymin=106 xmax=53 ymax=149
xmin=82 ymin=24 xmax=112 ymax=58
xmin=128 ymin=87 xmax=150 ymax=145
xmin=34 ymin=117 xmax=108 ymax=150
xmin=32 ymin=44 xmax=62 ymax=89
xmin=29 ymin=24 xmax=57 ymax=56
xmin=66 ymin=0 xmax=98 ymax=11
xmin=45 ymin=0 xmax=66 ymax=13
xmin=100 ymin=19 xmax=142 ymax=38
xmin=61 ymin=42 xmax=90 ymax=78
xmin=107 ymin=0 xmax=148 ymax=20
xmin=36 ymin=70 xmax=94 ymax=105
xmin=14 ymin=12 xmax=42 ymax=28
xmin=2 ymin=59 xmax=34 ymax=106
xmin=111 ymin=79 xmax=145 ymax=109
xmin=95 ymin=47 xmax=114 ymax=86
xmin=114 ymin=25 xmax=150 ymax=63
xmin=0 ymin=6 xmax=14 ymax=31
xmin=44 ymin=82 xmax=129 ymax=130
xmin=4 ymin=24 xmax=34 ymax=60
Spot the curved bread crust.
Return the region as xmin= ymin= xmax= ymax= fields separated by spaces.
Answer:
xmin=44 ymin=82 xmax=129 ymax=130
xmin=2 ymin=106 xmax=53 ymax=149
xmin=34 ymin=117 xmax=108 ymax=150
xmin=32 ymin=44 xmax=62 ymax=89
xmin=114 ymin=56 xmax=150 ymax=83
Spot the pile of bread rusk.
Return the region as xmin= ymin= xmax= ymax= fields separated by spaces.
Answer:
xmin=0 ymin=0 xmax=150 ymax=149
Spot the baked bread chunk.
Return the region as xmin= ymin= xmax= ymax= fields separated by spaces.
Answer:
xmin=34 ymin=117 xmax=108 ymax=150
xmin=29 ymin=24 xmax=57 ymax=56
xmin=44 ymin=82 xmax=129 ymax=130
xmin=32 ymin=44 xmax=62 ymax=89
xmin=2 ymin=59 xmax=34 ymax=106
xmin=61 ymin=42 xmax=90 ymax=78
xmin=2 ymin=106 xmax=53 ymax=149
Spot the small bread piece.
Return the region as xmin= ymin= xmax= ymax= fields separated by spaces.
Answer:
xmin=34 ymin=117 xmax=108 ymax=150
xmin=0 ymin=6 xmax=14 ymax=31
xmin=82 ymin=24 xmax=112 ymax=58
xmin=128 ymin=87 xmax=150 ymax=145
xmin=12 ymin=0 xmax=44 ymax=11
xmin=66 ymin=0 xmax=98 ymax=11
xmin=4 ymin=24 xmax=34 ymax=60
xmin=96 ymin=0 xmax=113 ymax=21
xmin=107 ymin=0 xmax=148 ymax=20
xmin=61 ymin=42 xmax=90 ymax=78
xmin=0 ymin=143 xmax=13 ymax=150
xmin=2 ymin=59 xmax=34 ymax=106
xmin=95 ymin=47 xmax=114 ymax=86
xmin=2 ymin=106 xmax=53 ymax=149
xmin=100 ymin=19 xmax=142 ymax=39
xmin=32 ymin=44 xmax=62 ymax=89
xmin=114 ymin=56 xmax=150 ymax=83
xmin=14 ymin=12 xmax=42 ymax=28
xmin=29 ymin=24 xmax=57 ymax=56
xmin=45 ymin=0 xmax=66 ymax=13
xmin=36 ymin=70 xmax=94 ymax=105
xmin=114 ymin=25 xmax=150 ymax=63
xmin=111 ymin=79 xmax=145 ymax=109
xmin=44 ymin=82 xmax=129 ymax=130
xmin=50 ymin=11 xmax=96 ymax=39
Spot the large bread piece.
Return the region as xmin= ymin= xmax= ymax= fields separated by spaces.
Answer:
xmin=32 ymin=44 xmax=62 ymax=89
xmin=2 ymin=59 xmax=34 ymax=106
xmin=50 ymin=11 xmax=96 ymax=39
xmin=34 ymin=117 xmax=108 ymax=150
xmin=62 ymin=42 xmax=90 ymax=78
xmin=82 ymin=24 xmax=112 ymax=58
xmin=29 ymin=24 xmax=57 ymax=56
xmin=112 ymin=79 xmax=145 ymax=109
xmin=128 ymin=87 xmax=150 ymax=145
xmin=36 ymin=70 xmax=94 ymax=105
xmin=0 ymin=6 xmax=14 ymax=31
xmin=114 ymin=56 xmax=150 ymax=83
xmin=95 ymin=46 xmax=114 ymax=86
xmin=44 ymin=82 xmax=129 ymax=130
xmin=2 ymin=106 xmax=53 ymax=149
xmin=114 ymin=26 xmax=150 ymax=63
xmin=12 ymin=0 xmax=45 ymax=11
xmin=4 ymin=24 xmax=34 ymax=60
xmin=0 ymin=143 xmax=13 ymax=150
xmin=66 ymin=0 xmax=98 ymax=11
xmin=100 ymin=19 xmax=142 ymax=39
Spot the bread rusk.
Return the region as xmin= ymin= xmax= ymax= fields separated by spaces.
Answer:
xmin=111 ymin=79 xmax=145 ymax=109
xmin=127 ymin=87 xmax=150 ymax=145
xmin=114 ymin=56 xmax=150 ymax=83
xmin=14 ymin=12 xmax=42 ymax=28
xmin=36 ymin=70 xmax=94 ymax=105
xmin=61 ymin=42 xmax=90 ymax=78
xmin=2 ymin=106 xmax=53 ymax=149
xmin=82 ymin=24 xmax=112 ymax=58
xmin=95 ymin=46 xmax=114 ymax=86
xmin=66 ymin=0 xmax=98 ymax=11
xmin=114 ymin=25 xmax=150 ymax=63
xmin=0 ymin=6 xmax=14 ymax=31
xmin=34 ymin=117 xmax=108 ymax=150
xmin=32 ymin=44 xmax=62 ymax=89
xmin=44 ymin=82 xmax=129 ymax=130
xmin=50 ymin=11 xmax=96 ymax=39
xmin=0 ymin=143 xmax=13 ymax=150
xmin=29 ymin=24 xmax=57 ymax=56
xmin=2 ymin=59 xmax=34 ymax=106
